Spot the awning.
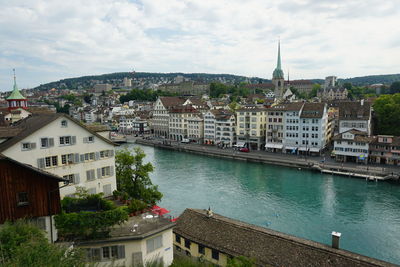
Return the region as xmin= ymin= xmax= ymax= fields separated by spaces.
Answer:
xmin=298 ymin=147 xmax=309 ymax=151
xmin=309 ymin=147 xmax=320 ymax=152
xmin=285 ymin=146 xmax=297 ymax=150
xmin=265 ymin=143 xmax=283 ymax=149
xmin=151 ymin=205 xmax=170 ymax=216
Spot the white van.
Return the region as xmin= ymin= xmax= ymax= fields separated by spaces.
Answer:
xmin=181 ymin=138 xmax=190 ymax=143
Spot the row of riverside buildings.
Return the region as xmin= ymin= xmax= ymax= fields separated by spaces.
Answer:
xmin=1 ymin=74 xmax=398 ymax=267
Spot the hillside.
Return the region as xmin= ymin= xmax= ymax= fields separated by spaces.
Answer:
xmin=33 ymin=72 xmax=400 ymax=91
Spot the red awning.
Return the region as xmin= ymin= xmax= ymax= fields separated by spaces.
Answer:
xmin=170 ymin=217 xmax=179 ymax=222
xmin=151 ymin=205 xmax=170 ymax=215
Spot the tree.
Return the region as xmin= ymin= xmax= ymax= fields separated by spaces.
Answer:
xmin=390 ymin=81 xmax=400 ymax=94
xmin=0 ymin=220 xmax=85 ymax=266
xmin=83 ymin=94 xmax=92 ymax=104
xmin=308 ymin=84 xmax=321 ymax=98
xmin=227 ymin=256 xmax=256 ymax=267
xmin=116 ymin=148 xmax=162 ymax=205
xmin=343 ymin=82 xmax=353 ymax=90
xmin=373 ymin=93 xmax=400 ymax=135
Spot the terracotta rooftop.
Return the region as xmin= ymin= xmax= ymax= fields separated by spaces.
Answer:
xmin=159 ymin=97 xmax=186 ymax=108
xmin=174 ymin=209 xmax=397 ymax=267
xmin=332 ymin=130 xmax=372 ymax=143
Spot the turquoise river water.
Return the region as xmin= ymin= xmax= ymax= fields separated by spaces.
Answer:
xmin=122 ymin=144 xmax=400 ymax=264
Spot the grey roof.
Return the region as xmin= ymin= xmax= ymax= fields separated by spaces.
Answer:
xmin=174 ymin=209 xmax=397 ymax=267
xmin=300 ymin=103 xmax=326 ymax=118
xmin=0 ymin=113 xmax=117 ymax=153
xmin=339 ymin=102 xmax=371 ymax=120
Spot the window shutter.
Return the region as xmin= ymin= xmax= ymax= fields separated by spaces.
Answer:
xmin=109 ymin=150 xmax=114 ymax=157
xmin=83 ymin=137 xmax=88 ymax=143
xmin=118 ymin=245 xmax=125 ymax=259
xmin=80 ymin=154 xmax=85 ymax=162
xmin=97 ymin=168 xmax=102 ymax=179
xmin=91 ymin=169 xmax=95 ymax=180
xmin=74 ymin=153 xmax=80 ymax=163
xmin=74 ymin=173 xmax=80 ymax=184
xmin=71 ymin=136 xmax=76 ymax=145
xmin=86 ymin=170 xmax=91 ymax=181
xmin=110 ymin=165 xmax=114 ymax=176
xmin=95 ymin=152 xmax=100 ymax=160
xmin=30 ymin=142 xmax=36 ymax=149
xmin=37 ymin=158 xmax=45 ymax=168
xmin=49 ymin=138 xmax=54 ymax=147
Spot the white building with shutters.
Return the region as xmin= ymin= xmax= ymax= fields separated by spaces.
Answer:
xmin=0 ymin=113 xmax=117 ymax=198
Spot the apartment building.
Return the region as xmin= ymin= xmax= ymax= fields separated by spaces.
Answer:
xmin=281 ymin=103 xmax=304 ymax=154
xmin=187 ymin=114 xmax=204 ymax=144
xmin=153 ymin=97 xmax=185 ymax=137
xmin=168 ymin=105 xmax=198 ymax=141
xmin=338 ymin=101 xmax=372 ymax=135
xmin=369 ymin=135 xmax=400 ymax=165
xmin=236 ymin=107 xmax=267 ymax=150
xmin=333 ymin=130 xmax=371 ymax=164
xmin=265 ymin=105 xmax=286 ymax=152
xmin=0 ymin=114 xmax=117 ymax=198
xmin=203 ymin=110 xmax=217 ymax=145
xmin=215 ymin=110 xmax=236 ymax=147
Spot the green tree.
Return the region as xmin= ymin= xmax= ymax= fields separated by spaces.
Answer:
xmin=83 ymin=94 xmax=92 ymax=104
xmin=116 ymin=148 xmax=162 ymax=205
xmin=308 ymin=84 xmax=321 ymax=98
xmin=227 ymin=256 xmax=256 ymax=267
xmin=390 ymin=81 xmax=400 ymax=94
xmin=373 ymin=93 xmax=400 ymax=135
xmin=0 ymin=220 xmax=85 ymax=267
xmin=343 ymin=82 xmax=353 ymax=90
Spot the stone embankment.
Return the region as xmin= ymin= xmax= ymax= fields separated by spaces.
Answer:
xmin=133 ymin=138 xmax=400 ymax=182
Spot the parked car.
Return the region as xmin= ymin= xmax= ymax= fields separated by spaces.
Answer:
xmin=181 ymin=138 xmax=190 ymax=144
xmin=239 ymin=147 xmax=250 ymax=152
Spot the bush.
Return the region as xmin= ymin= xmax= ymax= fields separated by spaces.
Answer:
xmin=55 ymin=207 xmax=128 ymax=240
xmin=0 ymin=220 xmax=85 ymax=267
xmin=128 ymin=199 xmax=148 ymax=213
xmin=61 ymin=193 xmax=115 ymax=213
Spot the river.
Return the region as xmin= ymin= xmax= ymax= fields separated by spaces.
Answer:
xmin=121 ymin=144 xmax=400 ymax=264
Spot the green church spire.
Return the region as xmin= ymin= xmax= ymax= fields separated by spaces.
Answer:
xmin=272 ymin=41 xmax=284 ymax=79
xmin=7 ymin=69 xmax=26 ymax=100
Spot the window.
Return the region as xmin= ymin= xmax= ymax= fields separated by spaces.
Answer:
xmin=87 ymin=246 xmax=124 ymax=261
xmin=175 ymin=234 xmax=181 ymax=244
xmin=59 ymin=136 xmax=75 ymax=145
xmin=102 ymin=247 xmax=110 ymax=259
xmin=45 ymin=156 xmax=58 ymax=167
xmin=184 ymin=239 xmax=191 ymax=249
xmin=17 ymin=192 xmax=28 ymax=206
xmin=101 ymin=166 xmax=111 ymax=177
xmin=83 ymin=136 xmax=95 ymax=143
xmin=63 ymin=174 xmax=79 ymax=185
xmin=61 ymin=153 xmax=74 ymax=165
xmin=198 ymin=244 xmax=205 ymax=255
xmin=40 ymin=137 xmax=54 ymax=148
xmin=86 ymin=169 xmax=96 ymax=181
xmin=147 ymin=235 xmax=163 ymax=253
xmin=21 ymin=142 xmax=36 ymax=151
xmin=61 ymin=120 xmax=68 ymax=127
xmin=212 ymin=249 xmax=219 ymax=260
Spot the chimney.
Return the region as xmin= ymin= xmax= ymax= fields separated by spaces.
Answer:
xmin=331 ymin=231 xmax=341 ymax=249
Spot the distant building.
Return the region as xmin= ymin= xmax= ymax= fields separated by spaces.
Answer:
xmin=318 ymin=76 xmax=348 ymax=101
xmin=158 ymin=81 xmax=210 ymax=96
xmin=272 ymin=41 xmax=285 ymax=99
xmin=324 ymin=76 xmax=337 ymax=89
xmin=332 ymin=130 xmax=371 ymax=164
xmin=236 ymin=106 xmax=267 ymax=150
xmin=94 ymin=84 xmax=112 ymax=94
xmin=153 ymin=97 xmax=186 ymax=137
xmin=338 ymin=101 xmax=372 ymax=135
xmin=123 ymin=77 xmax=132 ymax=87
xmin=369 ymin=135 xmax=400 ymax=165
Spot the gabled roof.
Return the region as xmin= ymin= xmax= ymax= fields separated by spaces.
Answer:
xmin=159 ymin=97 xmax=186 ymax=109
xmin=332 ymin=129 xmax=372 ymax=143
xmin=0 ymin=154 xmax=67 ymax=182
xmin=174 ymin=209 xmax=396 ymax=267
xmin=300 ymin=103 xmax=326 ymax=118
xmin=6 ymin=78 xmax=26 ymax=101
xmin=339 ymin=102 xmax=371 ymax=120
xmin=0 ymin=113 xmax=117 ymax=152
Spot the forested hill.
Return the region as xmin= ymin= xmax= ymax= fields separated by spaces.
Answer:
xmin=339 ymin=74 xmax=400 ymax=86
xmin=33 ymin=72 xmax=400 ymax=91
xmin=33 ymin=72 xmax=271 ymax=91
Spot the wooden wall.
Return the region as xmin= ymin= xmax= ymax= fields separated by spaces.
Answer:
xmin=0 ymin=159 xmax=61 ymax=224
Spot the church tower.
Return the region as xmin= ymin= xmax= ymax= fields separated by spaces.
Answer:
xmin=6 ymin=69 xmax=28 ymax=112
xmin=272 ymin=41 xmax=285 ymax=98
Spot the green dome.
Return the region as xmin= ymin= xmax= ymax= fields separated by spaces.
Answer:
xmin=6 ymin=72 xmax=26 ymax=100
xmin=273 ymin=68 xmax=284 ymax=79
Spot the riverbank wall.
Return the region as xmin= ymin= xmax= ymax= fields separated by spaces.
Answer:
xmin=134 ymin=139 xmax=399 ymax=182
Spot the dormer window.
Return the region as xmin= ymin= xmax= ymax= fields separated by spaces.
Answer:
xmin=61 ymin=120 xmax=68 ymax=127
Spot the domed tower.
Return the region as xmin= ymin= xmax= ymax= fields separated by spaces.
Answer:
xmin=6 ymin=69 xmax=28 ymax=112
xmin=272 ymin=41 xmax=285 ymax=98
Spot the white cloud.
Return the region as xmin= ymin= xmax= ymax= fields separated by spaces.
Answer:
xmin=0 ymin=0 xmax=399 ymax=91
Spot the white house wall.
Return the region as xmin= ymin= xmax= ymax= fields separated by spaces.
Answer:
xmin=2 ymin=116 xmax=117 ymax=198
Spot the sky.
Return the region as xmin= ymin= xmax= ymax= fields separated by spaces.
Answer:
xmin=0 ymin=0 xmax=399 ymax=91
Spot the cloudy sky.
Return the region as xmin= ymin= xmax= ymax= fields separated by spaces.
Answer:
xmin=0 ymin=0 xmax=399 ymax=91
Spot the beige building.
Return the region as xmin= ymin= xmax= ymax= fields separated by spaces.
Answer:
xmin=79 ymin=215 xmax=174 ymax=266
xmin=236 ymin=106 xmax=267 ymax=150
xmin=153 ymin=97 xmax=185 ymax=137
xmin=158 ymin=81 xmax=210 ymax=96
xmin=187 ymin=114 xmax=204 ymax=144
xmin=169 ymin=105 xmax=198 ymax=141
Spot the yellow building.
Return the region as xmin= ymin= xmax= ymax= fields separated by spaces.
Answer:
xmin=235 ymin=106 xmax=267 ymax=150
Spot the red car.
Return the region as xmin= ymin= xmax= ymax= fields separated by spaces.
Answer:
xmin=239 ymin=147 xmax=250 ymax=152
